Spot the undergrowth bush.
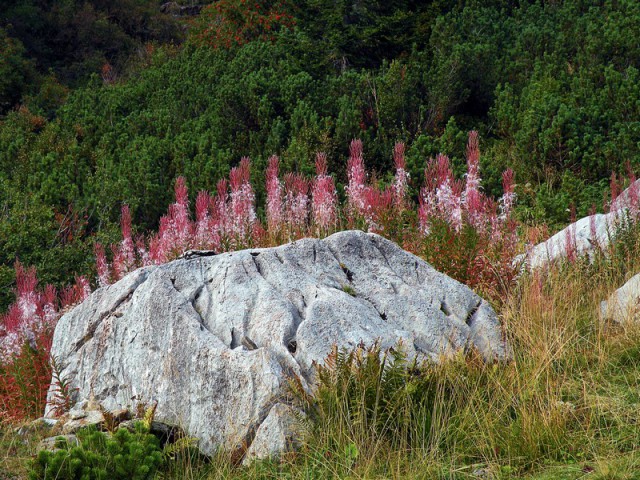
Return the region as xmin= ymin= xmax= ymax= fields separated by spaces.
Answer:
xmin=29 ymin=423 xmax=163 ymax=480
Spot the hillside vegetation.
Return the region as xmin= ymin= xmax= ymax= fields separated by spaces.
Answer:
xmin=1 ymin=1 xmax=640 ymax=478
xmin=0 ymin=0 xmax=639 ymax=309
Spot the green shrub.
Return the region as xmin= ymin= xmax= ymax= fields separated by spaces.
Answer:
xmin=28 ymin=422 xmax=163 ymax=480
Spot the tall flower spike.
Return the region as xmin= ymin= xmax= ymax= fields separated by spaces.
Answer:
xmin=114 ymin=205 xmax=135 ymax=279
xmin=94 ymin=242 xmax=111 ymax=287
xmin=464 ymin=131 xmax=484 ymax=227
xmin=213 ymin=178 xmax=229 ymax=241
xmin=266 ymin=155 xmax=283 ymax=233
xmin=363 ymin=186 xmax=393 ymax=233
xmin=346 ymin=139 xmax=367 ymax=217
xmin=418 ymin=183 xmax=436 ymax=235
xmin=312 ymin=152 xmax=338 ymax=234
xmin=172 ymin=177 xmax=194 ymax=253
xmin=499 ymin=168 xmax=516 ymax=220
xmin=392 ymin=142 xmax=409 ymax=210
xmin=284 ymin=172 xmax=310 ymax=236
xmin=433 ymin=154 xmax=463 ymax=232
xmin=229 ymin=158 xmax=256 ymax=243
xmin=15 ymin=261 xmax=38 ymax=322
xmin=609 ymin=172 xmax=620 ymax=211
xmin=195 ymin=191 xmax=213 ymax=249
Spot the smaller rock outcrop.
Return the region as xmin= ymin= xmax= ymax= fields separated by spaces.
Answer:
xmin=37 ymin=400 xmax=182 ymax=452
xmin=600 ymin=273 xmax=640 ymax=323
xmin=519 ymin=180 xmax=640 ymax=270
xmin=518 ymin=212 xmax=617 ymax=270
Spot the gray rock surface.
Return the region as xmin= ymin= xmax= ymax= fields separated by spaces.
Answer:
xmin=517 ymin=212 xmax=617 ymax=270
xmin=45 ymin=230 xmax=509 ymax=460
xmin=242 ymin=403 xmax=303 ymax=464
xmin=610 ymin=179 xmax=640 ymax=212
xmin=600 ymin=272 xmax=640 ymax=323
xmin=518 ymin=180 xmax=640 ymax=270
xmin=62 ymin=409 xmax=105 ymax=434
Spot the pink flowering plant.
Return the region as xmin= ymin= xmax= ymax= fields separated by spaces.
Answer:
xmin=410 ymin=131 xmax=519 ymax=299
xmin=91 ymin=131 xmax=517 ymax=303
xmin=0 ymin=262 xmax=89 ymax=420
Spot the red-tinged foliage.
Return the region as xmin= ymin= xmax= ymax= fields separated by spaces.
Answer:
xmin=95 ymin=242 xmax=111 ymax=287
xmin=189 ymin=0 xmax=295 ymax=50
xmin=610 ymin=172 xmax=620 ymax=206
xmin=0 ymin=262 xmax=89 ymax=421
xmin=284 ymin=172 xmax=310 ymax=238
xmin=0 ymin=332 xmax=53 ymax=421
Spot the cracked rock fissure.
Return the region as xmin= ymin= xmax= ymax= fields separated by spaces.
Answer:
xmin=46 ymin=230 xmax=510 ymax=461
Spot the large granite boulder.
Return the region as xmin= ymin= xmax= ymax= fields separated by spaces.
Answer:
xmin=45 ymin=230 xmax=510 ymax=460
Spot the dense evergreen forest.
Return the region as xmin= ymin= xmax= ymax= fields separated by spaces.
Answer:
xmin=0 ymin=0 xmax=639 ymax=310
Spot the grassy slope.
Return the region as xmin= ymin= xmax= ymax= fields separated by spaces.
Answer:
xmin=3 ymin=233 xmax=640 ymax=479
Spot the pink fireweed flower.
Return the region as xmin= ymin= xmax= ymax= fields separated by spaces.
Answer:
xmin=362 ymin=186 xmax=393 ymax=233
xmin=171 ymin=177 xmax=194 ymax=252
xmin=0 ymin=262 xmax=63 ymax=363
xmin=464 ymin=131 xmax=484 ymax=229
xmin=120 ymin=205 xmax=135 ymax=269
xmin=0 ymin=305 xmax=23 ymax=363
xmin=418 ymin=185 xmax=437 ymax=235
xmin=266 ymin=155 xmax=284 ymax=233
xmin=228 ymin=158 xmax=256 ymax=242
xmin=94 ymin=242 xmax=111 ymax=287
xmin=113 ymin=205 xmax=135 ymax=279
xmin=136 ymin=235 xmax=150 ymax=267
xmin=346 ymin=139 xmax=367 ymax=216
xmin=627 ymin=177 xmax=640 ymax=220
xmin=499 ymin=168 xmax=516 ymax=221
xmin=312 ymin=152 xmax=338 ymax=234
xmin=147 ymin=235 xmax=163 ymax=264
xmin=195 ymin=190 xmax=214 ymax=249
xmin=392 ymin=143 xmax=409 ymax=211
xmin=610 ymin=172 xmax=620 ymax=209
xmin=150 ymin=177 xmax=195 ymax=263
xmin=61 ymin=276 xmax=90 ymax=308
xmin=212 ymin=178 xmax=230 ymax=246
xmin=433 ymin=154 xmax=463 ymax=232
xmin=42 ymin=284 xmax=58 ymax=324
xmin=16 ymin=262 xmax=38 ymax=322
xmin=284 ymin=172 xmax=310 ymax=235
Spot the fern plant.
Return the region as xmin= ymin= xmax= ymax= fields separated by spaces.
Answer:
xmin=294 ymin=342 xmax=450 ymax=458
